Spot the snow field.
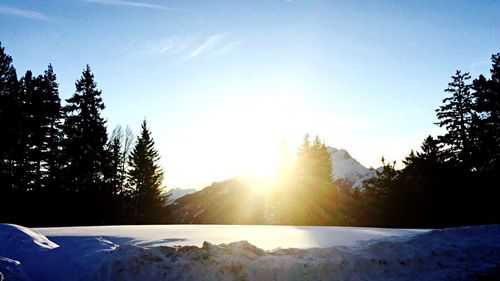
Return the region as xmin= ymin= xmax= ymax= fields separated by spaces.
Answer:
xmin=1 ymin=224 xmax=499 ymax=281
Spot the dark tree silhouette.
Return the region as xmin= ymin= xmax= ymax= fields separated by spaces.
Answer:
xmin=127 ymin=120 xmax=166 ymax=224
xmin=106 ymin=125 xmax=134 ymax=195
xmin=61 ymin=65 xmax=109 ymax=224
xmin=0 ymin=42 xmax=21 ymax=220
xmin=435 ymin=70 xmax=475 ymax=167
xmin=21 ymin=65 xmax=62 ymax=194
xmin=472 ymin=53 xmax=500 ymax=171
xmin=39 ymin=65 xmax=63 ymax=193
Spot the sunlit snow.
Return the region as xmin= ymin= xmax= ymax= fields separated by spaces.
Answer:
xmin=1 ymin=224 xmax=499 ymax=281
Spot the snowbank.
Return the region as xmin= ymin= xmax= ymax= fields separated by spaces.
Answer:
xmin=0 ymin=224 xmax=58 ymax=259
xmin=0 ymin=224 xmax=58 ymax=281
xmin=1 ymin=224 xmax=500 ymax=281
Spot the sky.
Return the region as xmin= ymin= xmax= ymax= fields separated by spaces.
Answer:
xmin=1 ymin=0 xmax=499 ymax=190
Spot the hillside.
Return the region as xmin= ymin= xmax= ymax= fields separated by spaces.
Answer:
xmin=166 ymin=188 xmax=197 ymax=204
xmin=167 ymin=179 xmax=269 ymax=224
xmin=167 ymin=148 xmax=374 ymax=224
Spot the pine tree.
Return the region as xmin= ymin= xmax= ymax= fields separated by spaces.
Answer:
xmin=296 ymin=134 xmax=312 ymax=182
xmin=18 ymin=70 xmax=40 ymax=192
xmin=106 ymin=130 xmax=124 ymax=195
xmin=39 ymin=65 xmax=63 ymax=191
xmin=22 ymin=65 xmax=62 ymax=193
xmin=435 ymin=70 xmax=475 ymax=166
xmin=311 ymin=136 xmax=334 ymax=187
xmin=472 ymin=53 xmax=500 ymax=170
xmin=102 ymin=128 xmax=127 ymax=223
xmin=61 ymin=65 xmax=109 ymax=223
xmin=0 ymin=42 xmax=21 ymax=212
xmin=404 ymin=135 xmax=444 ymax=165
xmin=127 ymin=120 xmax=166 ymax=223
xmin=296 ymin=134 xmax=333 ymax=187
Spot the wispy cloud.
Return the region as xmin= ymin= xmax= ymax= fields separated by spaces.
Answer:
xmin=0 ymin=6 xmax=51 ymax=21
xmin=186 ymin=34 xmax=224 ymax=60
xmin=149 ymin=35 xmax=190 ymax=55
xmin=144 ymin=33 xmax=240 ymax=61
xmin=212 ymin=41 xmax=241 ymax=56
xmin=82 ymin=0 xmax=186 ymax=12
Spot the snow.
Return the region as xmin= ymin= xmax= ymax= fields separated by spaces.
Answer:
xmin=1 ymin=224 xmax=500 ymax=281
xmin=0 ymin=224 xmax=58 ymax=259
xmin=34 ymin=224 xmax=426 ymax=249
xmin=328 ymin=147 xmax=375 ymax=187
xmin=166 ymin=188 xmax=196 ymax=204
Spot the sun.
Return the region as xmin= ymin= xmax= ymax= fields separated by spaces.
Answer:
xmin=167 ymin=93 xmax=311 ymax=190
xmin=220 ymin=96 xmax=302 ymax=176
xmin=241 ymin=145 xmax=281 ymax=180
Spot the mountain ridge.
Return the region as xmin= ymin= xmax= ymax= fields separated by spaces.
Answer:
xmin=328 ymin=147 xmax=376 ymax=187
xmin=166 ymin=147 xmax=377 ymax=224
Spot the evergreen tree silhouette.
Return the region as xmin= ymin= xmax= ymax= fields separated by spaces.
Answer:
xmin=127 ymin=120 xmax=166 ymax=224
xmin=39 ymin=65 xmax=63 ymax=193
xmin=18 ymin=70 xmax=40 ymax=192
xmin=61 ymin=65 xmax=109 ymax=224
xmin=106 ymin=125 xmax=134 ymax=195
xmin=311 ymin=136 xmax=334 ymax=187
xmin=472 ymin=53 xmax=500 ymax=171
xmin=0 ymin=42 xmax=21 ymax=219
xmin=404 ymin=135 xmax=444 ymax=165
xmin=22 ymin=65 xmax=62 ymax=193
xmin=435 ymin=70 xmax=474 ymax=167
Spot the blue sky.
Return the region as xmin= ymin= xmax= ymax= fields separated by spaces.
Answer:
xmin=1 ymin=0 xmax=499 ymax=189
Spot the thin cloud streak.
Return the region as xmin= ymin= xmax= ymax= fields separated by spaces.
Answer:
xmin=145 ymin=33 xmax=238 ymax=61
xmin=186 ymin=35 xmax=224 ymax=60
xmin=82 ymin=0 xmax=187 ymax=12
xmin=213 ymin=41 xmax=241 ymax=56
xmin=146 ymin=35 xmax=192 ymax=57
xmin=0 ymin=6 xmax=51 ymax=21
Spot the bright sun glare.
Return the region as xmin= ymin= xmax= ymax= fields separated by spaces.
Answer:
xmin=168 ymin=93 xmax=310 ymax=188
xmin=216 ymin=95 xmax=300 ymax=180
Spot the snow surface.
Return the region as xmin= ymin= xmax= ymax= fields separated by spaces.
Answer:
xmin=1 ymin=224 xmax=500 ymax=281
xmin=0 ymin=224 xmax=59 ymax=259
xmin=34 ymin=225 xmax=426 ymax=249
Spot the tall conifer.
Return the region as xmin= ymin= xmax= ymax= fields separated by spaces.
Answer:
xmin=435 ymin=70 xmax=474 ymax=166
xmin=127 ymin=120 xmax=165 ymax=223
xmin=61 ymin=65 xmax=108 ymax=223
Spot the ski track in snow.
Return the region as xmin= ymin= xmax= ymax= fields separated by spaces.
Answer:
xmin=1 ymin=224 xmax=499 ymax=281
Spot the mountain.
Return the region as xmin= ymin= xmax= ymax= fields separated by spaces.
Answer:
xmin=166 ymin=179 xmax=264 ymax=224
xmin=166 ymin=188 xmax=197 ymax=204
xmin=328 ymin=147 xmax=376 ymax=187
xmin=166 ymin=148 xmax=376 ymax=224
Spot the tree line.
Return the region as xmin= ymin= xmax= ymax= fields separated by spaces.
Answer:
xmin=361 ymin=57 xmax=500 ymax=227
xmin=0 ymin=43 xmax=166 ymax=226
xmin=2 ymin=39 xmax=499 ymax=228
xmin=276 ymin=53 xmax=500 ymax=227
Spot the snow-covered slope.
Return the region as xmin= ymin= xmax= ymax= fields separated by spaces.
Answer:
xmin=0 ymin=224 xmax=59 ymax=259
xmin=166 ymin=188 xmax=196 ymax=204
xmin=1 ymin=224 xmax=500 ymax=281
xmin=328 ymin=147 xmax=375 ymax=187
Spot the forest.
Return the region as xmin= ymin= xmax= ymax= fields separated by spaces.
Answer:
xmin=0 ymin=43 xmax=165 ymax=226
xmin=1 ymin=41 xmax=499 ymax=228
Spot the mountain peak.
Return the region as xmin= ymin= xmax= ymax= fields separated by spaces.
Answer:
xmin=327 ymin=147 xmax=374 ymax=187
